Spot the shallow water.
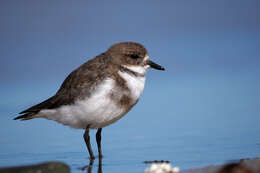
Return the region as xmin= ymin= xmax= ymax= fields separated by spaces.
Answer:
xmin=0 ymin=72 xmax=260 ymax=173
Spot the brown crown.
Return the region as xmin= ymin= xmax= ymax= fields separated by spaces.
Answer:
xmin=106 ymin=42 xmax=148 ymax=66
xmin=108 ymin=42 xmax=147 ymax=57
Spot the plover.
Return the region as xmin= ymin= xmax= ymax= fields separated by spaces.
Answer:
xmin=14 ymin=42 xmax=165 ymax=159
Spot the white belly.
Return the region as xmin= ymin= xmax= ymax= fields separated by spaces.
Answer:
xmin=39 ymin=78 xmax=126 ymax=129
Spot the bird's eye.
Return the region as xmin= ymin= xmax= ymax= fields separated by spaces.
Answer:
xmin=129 ymin=54 xmax=139 ymax=59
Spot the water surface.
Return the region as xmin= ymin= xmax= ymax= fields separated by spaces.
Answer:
xmin=1 ymin=72 xmax=259 ymax=173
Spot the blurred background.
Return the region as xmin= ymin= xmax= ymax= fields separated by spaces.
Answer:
xmin=0 ymin=0 xmax=259 ymax=173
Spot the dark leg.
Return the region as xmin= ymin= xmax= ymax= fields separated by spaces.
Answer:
xmin=98 ymin=156 xmax=103 ymax=173
xmin=78 ymin=158 xmax=94 ymax=172
xmin=96 ymin=128 xmax=103 ymax=158
xmin=84 ymin=129 xmax=95 ymax=160
xmin=87 ymin=159 xmax=94 ymax=173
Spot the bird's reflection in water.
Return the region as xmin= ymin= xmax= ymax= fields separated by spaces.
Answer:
xmin=79 ymin=158 xmax=103 ymax=173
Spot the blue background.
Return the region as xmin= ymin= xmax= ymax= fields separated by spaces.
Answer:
xmin=0 ymin=1 xmax=260 ymax=173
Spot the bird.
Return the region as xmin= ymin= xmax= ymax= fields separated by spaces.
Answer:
xmin=14 ymin=42 xmax=165 ymax=159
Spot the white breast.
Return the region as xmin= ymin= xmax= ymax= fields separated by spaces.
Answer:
xmin=118 ymin=69 xmax=146 ymax=101
xmin=39 ymin=78 xmax=126 ymax=129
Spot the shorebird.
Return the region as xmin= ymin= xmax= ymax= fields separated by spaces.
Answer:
xmin=14 ymin=42 xmax=165 ymax=159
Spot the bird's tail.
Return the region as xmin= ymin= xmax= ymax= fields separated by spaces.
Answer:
xmin=13 ymin=112 xmax=36 ymax=120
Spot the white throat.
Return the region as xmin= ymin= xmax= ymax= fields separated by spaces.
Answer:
xmin=122 ymin=65 xmax=147 ymax=75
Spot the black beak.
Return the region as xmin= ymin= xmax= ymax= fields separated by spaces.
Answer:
xmin=148 ymin=60 xmax=165 ymax=71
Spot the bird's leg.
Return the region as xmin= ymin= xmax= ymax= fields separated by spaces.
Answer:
xmin=98 ymin=155 xmax=103 ymax=173
xmin=84 ymin=128 xmax=95 ymax=160
xmin=96 ymin=128 xmax=103 ymax=159
xmin=87 ymin=159 xmax=94 ymax=173
xmin=79 ymin=158 xmax=94 ymax=172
